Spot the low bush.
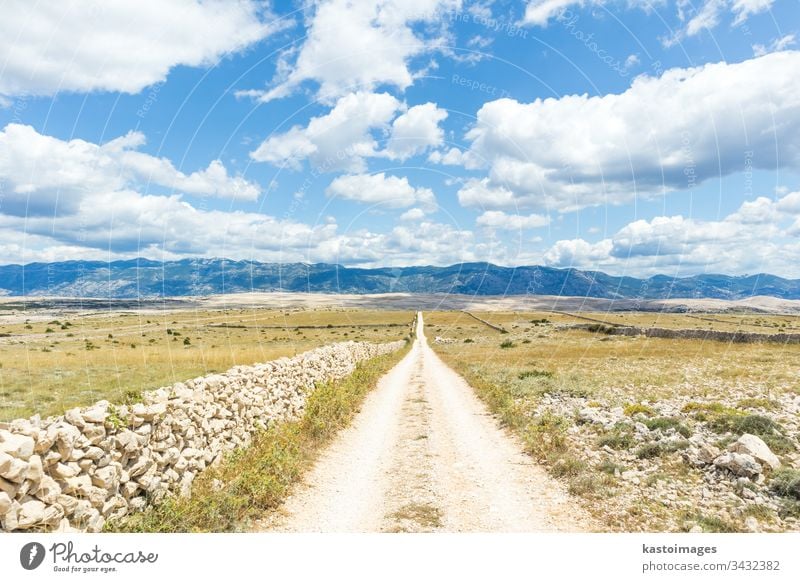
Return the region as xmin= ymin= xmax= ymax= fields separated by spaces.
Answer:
xmin=771 ymin=468 xmax=800 ymax=500
xmin=643 ymin=416 xmax=692 ymax=438
xmin=623 ymin=403 xmax=656 ymax=417
xmin=598 ymin=423 xmax=635 ymax=450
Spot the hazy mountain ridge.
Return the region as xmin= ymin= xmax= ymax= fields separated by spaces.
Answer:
xmin=1 ymin=259 xmax=798 ymax=300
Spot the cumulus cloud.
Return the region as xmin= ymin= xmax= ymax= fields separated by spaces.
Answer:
xmin=326 ymin=173 xmax=437 ymax=210
xmin=523 ymin=0 xmax=588 ymax=26
xmin=241 ymin=0 xmax=462 ymax=103
xmin=250 ymin=91 xmax=401 ymax=172
xmin=427 ymin=147 xmax=481 ymax=167
xmin=543 ymin=191 xmax=800 ymax=276
xmin=251 ymin=93 xmax=447 ymax=171
xmin=456 ymin=51 xmax=800 ymax=212
xmin=476 ymin=210 xmax=550 ymax=229
xmin=384 ymin=103 xmax=448 ymax=161
xmin=0 ymin=0 xmax=278 ymax=98
xmin=0 ymin=124 xmax=260 ymax=217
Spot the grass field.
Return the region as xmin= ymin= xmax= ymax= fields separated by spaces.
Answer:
xmin=0 ymin=307 xmax=413 ymax=420
xmin=426 ymin=311 xmax=800 ymax=402
xmin=427 ymin=310 xmax=800 ymax=532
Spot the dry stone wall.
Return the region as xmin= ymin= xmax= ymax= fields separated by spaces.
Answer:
xmin=0 ymin=340 xmax=404 ymax=533
xmin=571 ymin=323 xmax=800 ymax=344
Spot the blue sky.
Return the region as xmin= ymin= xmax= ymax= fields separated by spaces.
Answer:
xmin=0 ymin=0 xmax=799 ymax=277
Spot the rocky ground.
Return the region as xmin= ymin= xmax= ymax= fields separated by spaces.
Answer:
xmin=536 ymin=391 xmax=800 ymax=531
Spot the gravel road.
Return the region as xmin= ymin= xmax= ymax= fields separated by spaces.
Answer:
xmin=261 ymin=312 xmax=596 ymax=532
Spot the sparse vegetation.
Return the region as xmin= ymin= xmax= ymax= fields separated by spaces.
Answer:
xmin=427 ymin=309 xmax=800 ymax=532
xmin=770 ymin=468 xmax=800 ymax=500
xmin=624 ymin=403 xmax=656 ymax=417
xmin=0 ymin=307 xmax=413 ymax=420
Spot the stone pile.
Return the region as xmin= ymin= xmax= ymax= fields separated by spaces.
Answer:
xmin=0 ymin=340 xmax=403 ymax=532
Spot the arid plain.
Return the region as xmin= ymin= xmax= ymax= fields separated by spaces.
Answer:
xmin=1 ymin=293 xmax=799 ymax=533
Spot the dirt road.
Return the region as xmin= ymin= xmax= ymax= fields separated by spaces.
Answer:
xmin=261 ymin=312 xmax=596 ymax=532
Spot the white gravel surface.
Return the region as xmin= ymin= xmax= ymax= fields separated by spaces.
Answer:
xmin=261 ymin=313 xmax=596 ymax=532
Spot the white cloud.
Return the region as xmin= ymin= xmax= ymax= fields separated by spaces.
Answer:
xmin=0 ymin=124 xmax=260 ymax=218
xmin=753 ymin=34 xmax=796 ymax=57
xmin=666 ymin=0 xmax=775 ymax=45
xmin=250 ymin=91 xmax=401 ymax=172
xmin=523 ymin=0 xmax=586 ymax=26
xmin=0 ymin=0 xmax=278 ymax=98
xmin=385 ymin=103 xmax=448 ymax=161
xmin=685 ymin=0 xmax=726 ymax=36
xmin=326 ymin=173 xmax=437 ymax=210
xmin=251 ymin=93 xmax=448 ymax=170
xmin=543 ymin=191 xmax=800 ymax=276
xmin=428 ymin=147 xmax=474 ymax=167
xmin=522 ymin=0 xmax=773 ymax=43
xmin=543 ymin=238 xmax=614 ymax=267
xmin=476 ymin=210 xmax=550 ymax=229
xmin=0 ymin=189 xmax=338 ymax=262
xmin=400 ymin=208 xmax=427 ymax=221
xmin=242 ymin=0 xmax=462 ymax=103
xmin=456 ymin=51 xmax=800 ymax=212
xmin=624 ymin=54 xmax=640 ymax=70
xmin=730 ymin=0 xmax=774 ymax=25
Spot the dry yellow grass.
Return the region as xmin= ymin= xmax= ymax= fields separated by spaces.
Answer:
xmin=0 ymin=307 xmax=413 ymax=420
xmin=428 ymin=310 xmax=800 ymax=532
xmin=426 ymin=310 xmax=800 ymax=404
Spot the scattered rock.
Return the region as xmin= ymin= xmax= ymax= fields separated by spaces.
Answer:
xmin=744 ymin=516 xmax=759 ymax=532
xmin=713 ymin=452 xmax=762 ymax=479
xmin=729 ymin=434 xmax=781 ymax=471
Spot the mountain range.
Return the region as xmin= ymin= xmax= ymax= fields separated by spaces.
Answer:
xmin=1 ymin=259 xmax=799 ymax=300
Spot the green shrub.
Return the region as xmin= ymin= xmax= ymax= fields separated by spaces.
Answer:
xmin=635 ymin=440 xmax=688 ymax=459
xmin=518 ymin=369 xmax=554 ymax=380
xmin=623 ymin=403 xmax=656 ymax=417
xmin=644 ymin=416 xmax=692 ymax=438
xmin=598 ymin=423 xmax=635 ymax=450
xmin=738 ymin=398 xmax=779 ymax=411
xmin=707 ymin=414 xmax=794 ymax=453
xmin=771 ymin=468 xmax=800 ymax=500
xmin=499 ymin=340 xmax=515 ymax=349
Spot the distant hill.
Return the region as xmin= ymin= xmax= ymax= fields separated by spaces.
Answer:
xmin=0 ymin=259 xmax=799 ymax=300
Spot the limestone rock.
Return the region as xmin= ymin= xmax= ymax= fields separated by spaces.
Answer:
xmin=63 ymin=474 xmax=92 ymax=496
xmin=0 ymin=491 xmax=11 ymax=515
xmin=0 ymin=476 xmax=18 ymax=498
xmin=16 ymin=499 xmax=46 ymax=529
xmin=55 ymin=494 xmax=79 ymax=514
xmin=697 ymin=444 xmax=720 ymax=464
xmin=52 ymin=462 xmax=78 ymax=479
xmin=82 ymin=402 xmax=109 ymax=424
xmin=714 ymin=452 xmax=762 ymax=479
xmin=0 ymin=431 xmax=35 ymax=460
xmin=729 ymin=434 xmax=781 ymax=471
xmin=0 ymin=456 xmax=28 ymax=483
xmin=34 ymin=476 xmax=62 ymax=504
xmin=26 ymin=454 xmax=44 ymax=483
xmin=91 ymin=465 xmax=120 ymax=490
